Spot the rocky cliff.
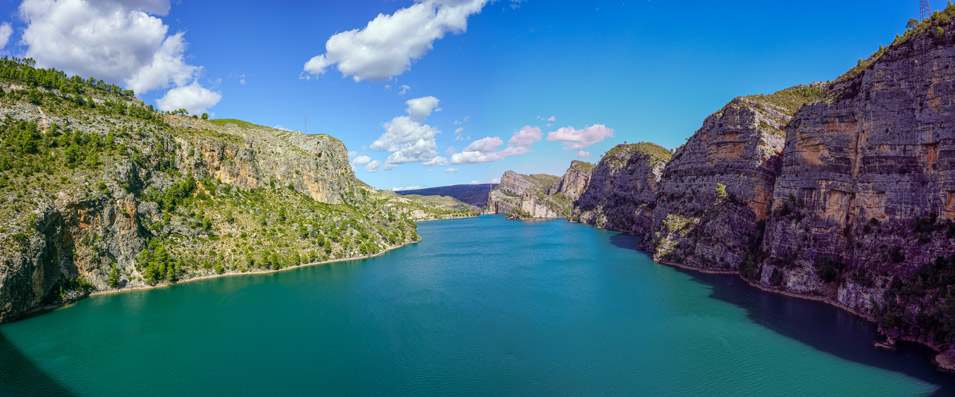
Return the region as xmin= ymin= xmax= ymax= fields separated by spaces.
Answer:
xmin=570 ymin=143 xmax=669 ymax=234
xmin=756 ymin=9 xmax=955 ymax=352
xmin=0 ymin=59 xmax=441 ymax=322
xmin=644 ymin=86 xmax=822 ymax=270
xmin=559 ymin=7 xmax=955 ymax=364
xmin=548 ymin=161 xmax=595 ymax=200
xmin=486 ymin=171 xmax=573 ymax=219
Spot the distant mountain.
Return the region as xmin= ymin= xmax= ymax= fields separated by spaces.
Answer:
xmin=395 ymin=184 xmax=498 ymax=207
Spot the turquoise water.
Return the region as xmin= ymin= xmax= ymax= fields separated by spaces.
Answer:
xmin=0 ymin=215 xmax=951 ymax=396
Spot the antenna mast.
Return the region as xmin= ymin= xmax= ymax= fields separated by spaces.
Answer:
xmin=921 ymin=0 xmax=932 ymax=20
xmin=304 ymin=116 xmax=307 ymax=134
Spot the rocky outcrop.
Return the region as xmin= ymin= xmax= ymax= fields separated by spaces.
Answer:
xmin=570 ymin=143 xmax=669 ymax=234
xmin=757 ymin=11 xmax=955 ymax=327
xmin=548 ymin=161 xmax=595 ymax=200
xmin=486 ymin=171 xmax=571 ymax=219
xmin=643 ymin=87 xmax=820 ymax=270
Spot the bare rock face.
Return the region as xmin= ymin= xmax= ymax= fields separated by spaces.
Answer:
xmin=486 ymin=171 xmax=570 ymax=219
xmin=548 ymin=161 xmax=595 ymax=200
xmin=643 ymin=91 xmax=811 ymax=270
xmin=570 ymin=143 xmax=669 ymax=234
xmin=170 ymin=118 xmax=358 ymax=205
xmin=760 ymin=16 xmax=955 ymax=315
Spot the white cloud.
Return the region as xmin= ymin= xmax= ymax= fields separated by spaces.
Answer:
xmin=443 ymin=168 xmax=459 ymax=173
xmin=156 ymin=81 xmax=221 ymax=115
xmin=490 ymin=177 xmax=501 ymax=184
xmin=303 ymin=0 xmax=488 ymax=82
xmin=577 ymin=150 xmax=591 ymax=158
xmin=547 ymin=116 xmax=556 ymax=122
xmin=370 ymin=96 xmax=447 ymax=169
xmin=398 ymin=84 xmax=410 ymax=95
xmin=366 ymin=160 xmax=382 ymax=172
xmin=239 ymin=74 xmax=247 ymax=85
xmin=450 ymin=150 xmax=502 ymax=165
xmin=547 ymin=124 xmax=614 ymax=150
xmin=273 ymin=125 xmax=292 ymax=131
xmin=391 ymin=185 xmax=422 ymax=191
xmin=0 ymin=23 xmax=12 ymax=49
xmin=423 ymin=156 xmax=448 ymax=166
xmin=405 ymin=96 xmax=440 ymax=121
xmin=508 ymin=125 xmax=541 ymax=147
xmin=352 ymin=155 xmax=371 ymax=165
xmin=20 ymin=0 xmax=194 ymax=94
xmin=454 ymin=115 xmax=470 ymax=125
xmin=348 ymin=151 xmax=358 ymax=159
xmin=18 ymin=0 xmax=218 ymax=112
xmin=498 ymin=146 xmax=530 ymax=156
xmin=463 ymin=136 xmax=503 ymax=153
xmin=470 ymin=180 xmax=480 ymax=184
xmin=445 ymin=146 xmax=456 ymax=155
xmin=372 ymin=115 xmax=438 ymax=152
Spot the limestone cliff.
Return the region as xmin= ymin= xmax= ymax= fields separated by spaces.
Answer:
xmin=548 ymin=161 xmax=595 ymax=200
xmin=755 ymin=9 xmax=955 ymax=349
xmin=570 ymin=143 xmax=669 ymax=234
xmin=486 ymin=171 xmax=572 ymax=219
xmin=644 ymin=86 xmax=821 ymax=270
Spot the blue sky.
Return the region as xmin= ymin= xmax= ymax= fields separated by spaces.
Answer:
xmin=0 ymin=0 xmax=930 ymax=189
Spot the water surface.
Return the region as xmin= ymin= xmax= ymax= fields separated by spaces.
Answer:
xmin=1 ymin=216 xmax=952 ymax=395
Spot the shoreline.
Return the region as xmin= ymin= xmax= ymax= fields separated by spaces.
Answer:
xmin=23 ymin=239 xmax=421 ymax=316
xmin=568 ymin=218 xmax=955 ymax=371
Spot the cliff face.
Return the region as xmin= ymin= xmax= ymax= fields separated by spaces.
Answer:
xmin=570 ymin=143 xmax=669 ymax=234
xmin=644 ymin=88 xmax=819 ymax=270
xmin=758 ymin=13 xmax=955 ymax=321
xmin=0 ymin=62 xmax=427 ymax=322
xmin=548 ymin=160 xmax=594 ymax=200
xmin=486 ymin=171 xmax=572 ymax=219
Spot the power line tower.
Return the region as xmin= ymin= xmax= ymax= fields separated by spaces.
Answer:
xmin=921 ymin=0 xmax=932 ymax=20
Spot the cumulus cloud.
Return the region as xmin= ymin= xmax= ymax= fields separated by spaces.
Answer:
xmin=577 ymin=150 xmax=591 ymax=158
xmin=156 ymin=81 xmax=222 ymax=115
xmin=391 ymin=185 xmax=422 ymax=191
xmin=508 ymin=125 xmax=541 ymax=147
xmin=498 ymin=146 xmax=530 ymax=156
xmin=352 ymin=155 xmax=371 ymax=165
xmin=398 ymin=84 xmax=410 ymax=95
xmin=366 ymin=160 xmax=382 ymax=172
xmin=450 ymin=150 xmax=502 ymax=165
xmin=18 ymin=0 xmax=218 ymax=111
xmin=547 ymin=116 xmax=556 ymax=122
xmin=443 ymin=168 xmax=459 ymax=173
xmin=369 ymin=96 xmax=446 ymax=169
xmin=463 ymin=136 xmax=503 ymax=153
xmin=303 ymin=0 xmax=488 ymax=82
xmin=348 ymin=151 xmax=357 ymax=159
xmin=547 ymin=124 xmax=614 ymax=150
xmin=423 ymin=156 xmax=448 ymax=166
xmin=0 ymin=23 xmax=12 ymax=49
xmin=490 ymin=177 xmax=501 ymax=184
xmin=406 ymin=96 xmax=440 ymax=121
xmin=445 ymin=146 xmax=456 ymax=155
xmin=470 ymin=180 xmax=480 ymax=184
xmin=156 ymin=82 xmax=222 ymax=114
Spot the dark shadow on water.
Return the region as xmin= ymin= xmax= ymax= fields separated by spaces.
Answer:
xmin=0 ymin=332 xmax=75 ymax=396
xmin=672 ymin=267 xmax=955 ymax=395
xmin=608 ymin=233 xmax=643 ymax=251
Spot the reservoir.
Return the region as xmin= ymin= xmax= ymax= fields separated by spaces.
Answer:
xmin=0 ymin=216 xmax=951 ymax=395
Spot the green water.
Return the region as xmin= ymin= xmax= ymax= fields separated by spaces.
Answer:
xmin=0 ymin=215 xmax=950 ymax=396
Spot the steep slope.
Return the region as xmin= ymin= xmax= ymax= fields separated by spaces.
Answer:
xmin=0 ymin=59 xmax=422 ymax=322
xmin=570 ymin=143 xmax=669 ymax=234
xmin=395 ymin=183 xmax=498 ymax=207
xmin=756 ymin=8 xmax=955 ymax=353
xmin=486 ymin=171 xmax=570 ymax=219
xmin=548 ymin=160 xmax=595 ymax=200
xmin=644 ymin=86 xmax=823 ymax=270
